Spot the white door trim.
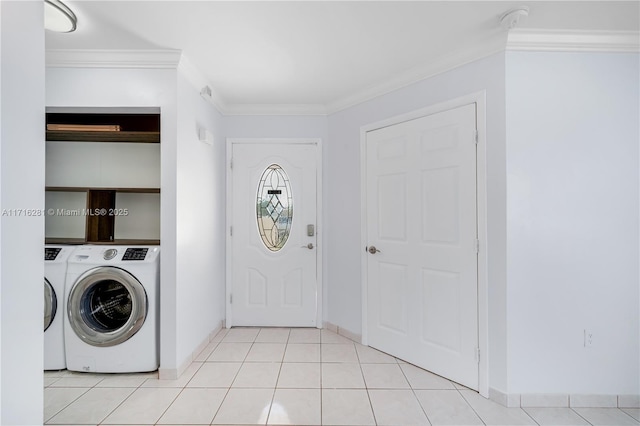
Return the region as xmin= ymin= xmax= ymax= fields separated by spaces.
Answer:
xmin=226 ymin=138 xmax=323 ymax=329
xmin=360 ymin=92 xmax=489 ymax=398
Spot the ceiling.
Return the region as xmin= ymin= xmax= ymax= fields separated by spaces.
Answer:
xmin=46 ymin=1 xmax=639 ymax=114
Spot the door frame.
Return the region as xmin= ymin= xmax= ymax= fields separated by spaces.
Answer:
xmin=360 ymin=92 xmax=489 ymax=397
xmin=226 ymin=138 xmax=323 ymax=329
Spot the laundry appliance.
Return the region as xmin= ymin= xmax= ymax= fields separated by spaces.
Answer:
xmin=64 ymin=245 xmax=160 ymax=373
xmin=44 ymin=245 xmax=76 ymax=370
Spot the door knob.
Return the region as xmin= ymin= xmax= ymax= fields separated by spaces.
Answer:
xmin=368 ymin=246 xmax=380 ymax=254
xmin=301 ymin=243 xmax=314 ymax=249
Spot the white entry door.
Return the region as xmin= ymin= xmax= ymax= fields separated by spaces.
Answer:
xmin=365 ymin=103 xmax=479 ymax=390
xmin=230 ymin=141 xmax=318 ymax=327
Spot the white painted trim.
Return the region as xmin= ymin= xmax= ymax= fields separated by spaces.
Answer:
xmin=487 ymin=391 xmax=640 ymax=409
xmin=46 ymin=30 xmax=637 ymax=116
xmin=323 ymin=321 xmax=362 ymax=344
xmin=226 ymin=138 xmax=234 ymax=329
xmin=507 ymin=29 xmax=640 ymax=53
xmin=618 ymin=395 xmax=640 ymax=408
xmin=45 ymin=49 xmax=182 ymax=69
xmin=329 ymin=36 xmax=505 ymax=115
xmin=360 ymin=91 xmax=489 ymax=398
xmin=177 ymin=54 xmax=227 ymax=113
xmin=489 ymin=388 xmax=522 ymax=408
xmin=45 ymin=106 xmax=161 ymax=114
xmin=225 ymin=138 xmax=323 ymax=329
xmin=520 ymin=394 xmax=570 ymax=408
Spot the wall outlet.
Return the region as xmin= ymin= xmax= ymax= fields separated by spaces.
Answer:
xmin=584 ymin=329 xmax=593 ymax=348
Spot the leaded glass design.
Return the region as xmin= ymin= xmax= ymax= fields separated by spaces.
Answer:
xmin=257 ymin=164 xmax=293 ymax=251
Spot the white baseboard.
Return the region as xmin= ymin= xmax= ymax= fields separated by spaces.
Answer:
xmin=488 ymin=389 xmax=640 ymax=409
xmin=158 ymin=320 xmax=224 ymax=381
xmin=489 ymin=388 xmax=521 ymax=407
xmin=322 ymin=321 xmax=362 ymax=344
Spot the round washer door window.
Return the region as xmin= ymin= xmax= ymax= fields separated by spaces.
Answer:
xmin=44 ymin=279 xmax=57 ymax=332
xmin=67 ymin=266 xmax=147 ymax=347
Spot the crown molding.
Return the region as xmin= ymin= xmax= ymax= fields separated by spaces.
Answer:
xmin=507 ymin=29 xmax=640 ymax=52
xmin=177 ymin=54 xmax=228 ymax=114
xmin=45 ymin=29 xmax=639 ymax=116
xmin=46 ymin=49 xmax=182 ymax=68
xmin=325 ymin=33 xmax=507 ymax=115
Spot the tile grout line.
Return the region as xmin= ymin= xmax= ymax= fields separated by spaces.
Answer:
xmin=43 ymin=383 xmax=92 ymax=424
xmin=354 ymin=343 xmax=379 ymax=426
xmin=396 ymin=363 xmax=434 ymax=426
xmin=618 ymin=407 xmax=640 ymax=424
xmin=264 ymin=328 xmax=290 ymax=425
xmin=569 ymin=406 xmax=596 ymax=426
xmin=519 ymin=403 xmax=542 ymax=425
xmin=209 ymin=329 xmax=259 ymax=425
xmin=196 ymin=327 xmax=243 ymax=425
xmin=146 ymin=375 xmax=192 ymax=425
xmin=95 ymin=375 xmax=146 ymax=425
xmin=456 ymin=386 xmax=488 ymax=426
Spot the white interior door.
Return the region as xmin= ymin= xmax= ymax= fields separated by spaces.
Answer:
xmin=365 ymin=103 xmax=479 ymax=390
xmin=230 ymin=141 xmax=318 ymax=327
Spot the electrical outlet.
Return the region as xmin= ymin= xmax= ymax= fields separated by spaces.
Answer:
xmin=584 ymin=329 xmax=593 ymax=348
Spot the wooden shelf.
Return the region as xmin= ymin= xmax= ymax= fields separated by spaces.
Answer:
xmin=44 ymin=238 xmax=85 ymax=245
xmin=45 ymin=238 xmax=160 ymax=246
xmin=45 ymin=111 xmax=161 ymax=244
xmin=46 ymin=112 xmax=160 ymax=143
xmin=46 ymin=187 xmax=160 ymax=194
xmin=46 ymin=130 xmax=159 ymax=143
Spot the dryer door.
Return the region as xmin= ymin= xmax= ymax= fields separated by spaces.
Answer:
xmin=44 ymin=279 xmax=57 ymax=331
xmin=67 ymin=266 xmax=147 ymax=347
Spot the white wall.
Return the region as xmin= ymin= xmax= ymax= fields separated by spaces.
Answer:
xmin=225 ymin=115 xmax=328 ymax=140
xmin=325 ymin=53 xmax=508 ymax=391
xmin=505 ymin=51 xmax=639 ymax=395
xmin=45 ymin=67 xmax=181 ymax=373
xmin=174 ymin=71 xmax=226 ymax=371
xmin=0 ymin=1 xmax=45 ymax=424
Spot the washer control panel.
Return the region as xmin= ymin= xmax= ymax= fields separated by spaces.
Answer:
xmin=45 ymin=247 xmax=62 ymax=261
xmin=123 ymin=248 xmax=149 ymax=261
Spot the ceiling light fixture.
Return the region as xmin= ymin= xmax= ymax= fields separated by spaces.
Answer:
xmin=44 ymin=0 xmax=77 ymax=33
xmin=500 ymin=6 xmax=529 ymax=31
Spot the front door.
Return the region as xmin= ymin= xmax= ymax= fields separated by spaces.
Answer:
xmin=230 ymin=140 xmax=318 ymax=327
xmin=365 ymin=103 xmax=479 ymax=389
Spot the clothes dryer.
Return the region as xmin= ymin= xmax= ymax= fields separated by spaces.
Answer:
xmin=64 ymin=245 xmax=160 ymax=373
xmin=44 ymin=245 xmax=75 ymax=370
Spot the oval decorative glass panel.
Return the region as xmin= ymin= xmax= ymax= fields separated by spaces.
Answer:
xmin=256 ymin=164 xmax=293 ymax=251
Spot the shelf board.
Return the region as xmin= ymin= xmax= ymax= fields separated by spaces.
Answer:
xmin=46 ymin=130 xmax=160 ymax=143
xmin=46 ymin=187 xmax=160 ymax=193
xmin=45 ymin=238 xmax=85 ymax=245
xmin=45 ymin=238 xmax=160 ymax=246
xmin=86 ymin=239 xmax=161 ymax=246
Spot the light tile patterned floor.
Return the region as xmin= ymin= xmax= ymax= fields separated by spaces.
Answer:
xmin=44 ymin=327 xmax=639 ymax=426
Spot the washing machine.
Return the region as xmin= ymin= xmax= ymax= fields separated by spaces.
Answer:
xmin=64 ymin=245 xmax=160 ymax=373
xmin=44 ymin=245 xmax=76 ymax=370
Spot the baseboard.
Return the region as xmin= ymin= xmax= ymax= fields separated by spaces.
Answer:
xmin=489 ymin=388 xmax=521 ymax=407
xmin=158 ymin=320 xmax=224 ymax=381
xmin=488 ymin=389 xmax=640 ymax=408
xmin=322 ymin=321 xmax=362 ymax=344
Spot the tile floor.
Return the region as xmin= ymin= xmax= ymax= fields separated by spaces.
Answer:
xmin=44 ymin=328 xmax=640 ymax=426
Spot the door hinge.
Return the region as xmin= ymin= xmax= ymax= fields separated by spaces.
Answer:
xmin=474 ymin=130 xmax=479 ymax=145
xmin=230 ymin=158 xmax=233 ymax=169
xmin=475 ymin=347 xmax=480 ymax=363
xmin=230 ymin=294 xmax=233 ymax=304
xmin=230 ymin=226 xmax=233 ymax=236
xmin=475 ymin=239 xmax=479 ymax=254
